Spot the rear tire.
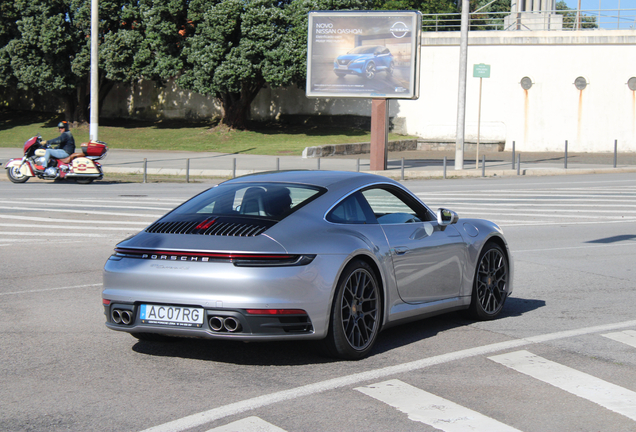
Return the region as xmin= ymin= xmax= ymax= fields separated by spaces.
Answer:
xmin=76 ymin=178 xmax=95 ymax=184
xmin=7 ymin=167 xmax=29 ymax=183
xmin=321 ymin=260 xmax=381 ymax=360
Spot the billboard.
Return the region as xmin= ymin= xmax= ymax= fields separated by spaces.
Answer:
xmin=306 ymin=11 xmax=422 ymax=99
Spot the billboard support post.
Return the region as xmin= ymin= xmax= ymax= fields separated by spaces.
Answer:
xmin=306 ymin=11 xmax=421 ymax=169
xmin=370 ymin=99 xmax=389 ymax=171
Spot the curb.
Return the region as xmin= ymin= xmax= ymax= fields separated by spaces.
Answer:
xmin=102 ymin=165 xmax=636 ymax=180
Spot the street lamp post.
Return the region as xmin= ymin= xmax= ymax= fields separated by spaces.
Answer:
xmin=90 ymin=0 xmax=99 ymax=141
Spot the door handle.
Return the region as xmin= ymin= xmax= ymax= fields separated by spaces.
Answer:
xmin=394 ymin=247 xmax=409 ymax=255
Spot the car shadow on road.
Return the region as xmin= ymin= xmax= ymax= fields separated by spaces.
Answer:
xmin=131 ymin=296 xmax=545 ymax=365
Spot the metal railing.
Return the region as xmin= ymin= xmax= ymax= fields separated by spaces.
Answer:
xmin=422 ymin=9 xmax=636 ymax=32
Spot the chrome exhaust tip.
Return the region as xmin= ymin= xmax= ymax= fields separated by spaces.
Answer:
xmin=121 ymin=310 xmax=134 ymax=325
xmin=209 ymin=316 xmax=224 ymax=332
xmin=223 ymin=317 xmax=241 ymax=333
xmin=112 ymin=309 xmax=122 ymax=324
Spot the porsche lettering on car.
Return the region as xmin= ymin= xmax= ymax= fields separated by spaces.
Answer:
xmin=102 ymin=171 xmax=513 ymax=359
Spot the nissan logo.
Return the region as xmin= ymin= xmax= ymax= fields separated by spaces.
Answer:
xmin=390 ymin=21 xmax=410 ymax=38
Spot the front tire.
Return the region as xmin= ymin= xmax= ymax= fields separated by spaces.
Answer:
xmin=7 ymin=166 xmax=29 ymax=183
xmin=469 ymin=243 xmax=509 ymax=320
xmin=322 ymin=260 xmax=381 ymax=360
xmin=364 ymin=62 xmax=376 ymax=80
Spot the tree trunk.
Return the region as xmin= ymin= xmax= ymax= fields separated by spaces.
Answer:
xmin=219 ymin=80 xmax=264 ymax=130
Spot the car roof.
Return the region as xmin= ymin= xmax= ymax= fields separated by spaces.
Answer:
xmin=221 ymin=170 xmax=398 ymax=189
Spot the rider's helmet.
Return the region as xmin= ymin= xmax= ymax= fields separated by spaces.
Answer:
xmin=57 ymin=121 xmax=69 ymax=131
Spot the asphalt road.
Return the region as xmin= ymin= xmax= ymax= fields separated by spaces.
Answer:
xmin=2 ymin=173 xmax=636 ymax=432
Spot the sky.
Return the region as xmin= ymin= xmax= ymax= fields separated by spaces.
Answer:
xmin=562 ymin=0 xmax=625 ymax=10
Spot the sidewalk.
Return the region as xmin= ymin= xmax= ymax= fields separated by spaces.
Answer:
xmin=1 ymin=147 xmax=635 ymax=180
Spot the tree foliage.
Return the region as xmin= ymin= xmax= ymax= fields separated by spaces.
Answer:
xmin=0 ymin=0 xmax=520 ymax=128
xmin=178 ymin=0 xmax=372 ymax=129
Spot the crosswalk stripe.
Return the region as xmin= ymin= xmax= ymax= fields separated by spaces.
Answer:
xmin=602 ymin=330 xmax=636 ymax=349
xmin=355 ymin=379 xmax=522 ymax=432
xmin=0 ymin=205 xmax=163 ymax=218
xmin=0 ymin=231 xmax=110 ymax=237
xmin=205 ymin=416 xmax=287 ymax=432
xmin=0 ymin=214 xmax=151 ymax=225
xmin=0 ymin=223 xmax=142 ymax=231
xmin=0 ymin=199 xmax=174 ymax=211
xmin=489 ymin=350 xmax=636 ymax=421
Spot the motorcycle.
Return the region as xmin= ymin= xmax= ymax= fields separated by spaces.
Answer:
xmin=4 ymin=135 xmax=108 ymax=184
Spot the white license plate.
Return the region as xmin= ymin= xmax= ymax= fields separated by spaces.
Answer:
xmin=338 ymin=65 xmax=348 ymax=70
xmin=139 ymin=304 xmax=204 ymax=328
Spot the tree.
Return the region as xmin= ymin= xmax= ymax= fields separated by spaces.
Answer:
xmin=556 ymin=0 xmax=597 ymax=29
xmin=1 ymin=0 xmax=146 ymax=122
xmin=178 ymin=0 xmax=372 ymax=130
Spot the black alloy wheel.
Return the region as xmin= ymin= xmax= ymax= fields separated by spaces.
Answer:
xmin=469 ymin=243 xmax=509 ymax=320
xmin=323 ymin=260 xmax=381 ymax=360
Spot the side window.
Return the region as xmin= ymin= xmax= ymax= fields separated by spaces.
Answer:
xmin=326 ymin=192 xmax=374 ymax=224
xmin=360 ymin=187 xmax=428 ymax=224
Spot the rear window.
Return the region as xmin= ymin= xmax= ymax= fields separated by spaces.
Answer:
xmin=171 ymin=183 xmax=325 ymax=221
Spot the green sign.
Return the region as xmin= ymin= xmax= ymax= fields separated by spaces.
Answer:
xmin=473 ymin=63 xmax=490 ymax=78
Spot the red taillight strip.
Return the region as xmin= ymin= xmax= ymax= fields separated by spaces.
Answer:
xmin=102 ymin=299 xmax=111 ymax=305
xmin=114 ymin=248 xmax=291 ymax=260
xmin=245 ymin=309 xmax=307 ymax=315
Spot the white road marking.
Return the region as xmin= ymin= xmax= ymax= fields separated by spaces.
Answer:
xmin=205 ymin=417 xmax=287 ymax=432
xmin=0 ymin=283 xmax=102 ymax=296
xmin=512 ymin=242 xmax=636 ymax=254
xmin=356 ymin=379 xmax=522 ymax=432
xmin=489 ymin=350 xmax=636 ymax=421
xmin=0 ymin=215 xmax=151 ymax=225
xmin=0 ymin=205 xmax=163 ymax=218
xmin=0 ymin=223 xmax=142 ymax=231
xmin=140 ymin=320 xmax=636 ymax=432
xmin=0 ymin=231 xmax=110 ymax=237
xmin=0 ymin=199 xmax=173 ymax=211
xmin=602 ymin=330 xmax=636 ymax=349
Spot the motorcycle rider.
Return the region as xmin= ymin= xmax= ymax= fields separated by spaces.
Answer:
xmin=41 ymin=121 xmax=75 ymax=168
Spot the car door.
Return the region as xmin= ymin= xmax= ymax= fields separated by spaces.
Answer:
xmin=360 ymin=186 xmax=466 ymax=304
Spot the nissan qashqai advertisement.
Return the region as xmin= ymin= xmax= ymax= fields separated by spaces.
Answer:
xmin=306 ymin=11 xmax=421 ymax=99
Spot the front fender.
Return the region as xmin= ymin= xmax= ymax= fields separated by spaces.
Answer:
xmin=5 ymin=158 xmax=34 ymax=177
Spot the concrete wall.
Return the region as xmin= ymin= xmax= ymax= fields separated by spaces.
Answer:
xmin=398 ymin=29 xmax=636 ymax=152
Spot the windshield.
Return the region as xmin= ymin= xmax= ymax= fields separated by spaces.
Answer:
xmin=171 ymin=182 xmax=325 ymax=221
xmin=348 ymin=46 xmax=378 ymax=54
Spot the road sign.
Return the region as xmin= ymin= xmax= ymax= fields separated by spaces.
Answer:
xmin=473 ymin=63 xmax=490 ymax=78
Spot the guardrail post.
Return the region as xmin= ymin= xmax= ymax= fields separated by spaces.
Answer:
xmin=481 ymin=155 xmax=485 ymax=177
xmin=276 ymin=157 xmax=280 ymax=171
xmin=143 ymin=158 xmax=147 ymax=183
xmin=401 ymin=157 xmax=404 ymax=180
xmin=512 ymin=140 xmax=516 ymax=170
xmin=232 ymin=158 xmax=236 ymax=178
xmin=356 ymin=158 xmax=360 ymax=172
xmin=186 ymin=158 xmax=190 ymax=183
xmin=317 ymin=157 xmax=321 ymax=170
xmin=443 ymin=156 xmax=447 ymax=179
xmin=564 ymin=140 xmax=568 ymax=169
xmin=517 ymin=153 xmax=521 ymax=176
xmin=614 ymin=139 xmax=618 ymax=168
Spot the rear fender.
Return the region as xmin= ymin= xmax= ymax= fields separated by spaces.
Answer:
xmin=5 ymin=159 xmax=34 ymax=177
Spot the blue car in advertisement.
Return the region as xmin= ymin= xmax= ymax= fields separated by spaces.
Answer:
xmin=334 ymin=45 xmax=395 ymax=80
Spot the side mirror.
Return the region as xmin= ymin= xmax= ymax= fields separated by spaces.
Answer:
xmin=437 ymin=208 xmax=459 ymax=228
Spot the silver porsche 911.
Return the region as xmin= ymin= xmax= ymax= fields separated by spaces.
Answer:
xmin=102 ymin=171 xmax=513 ymax=359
